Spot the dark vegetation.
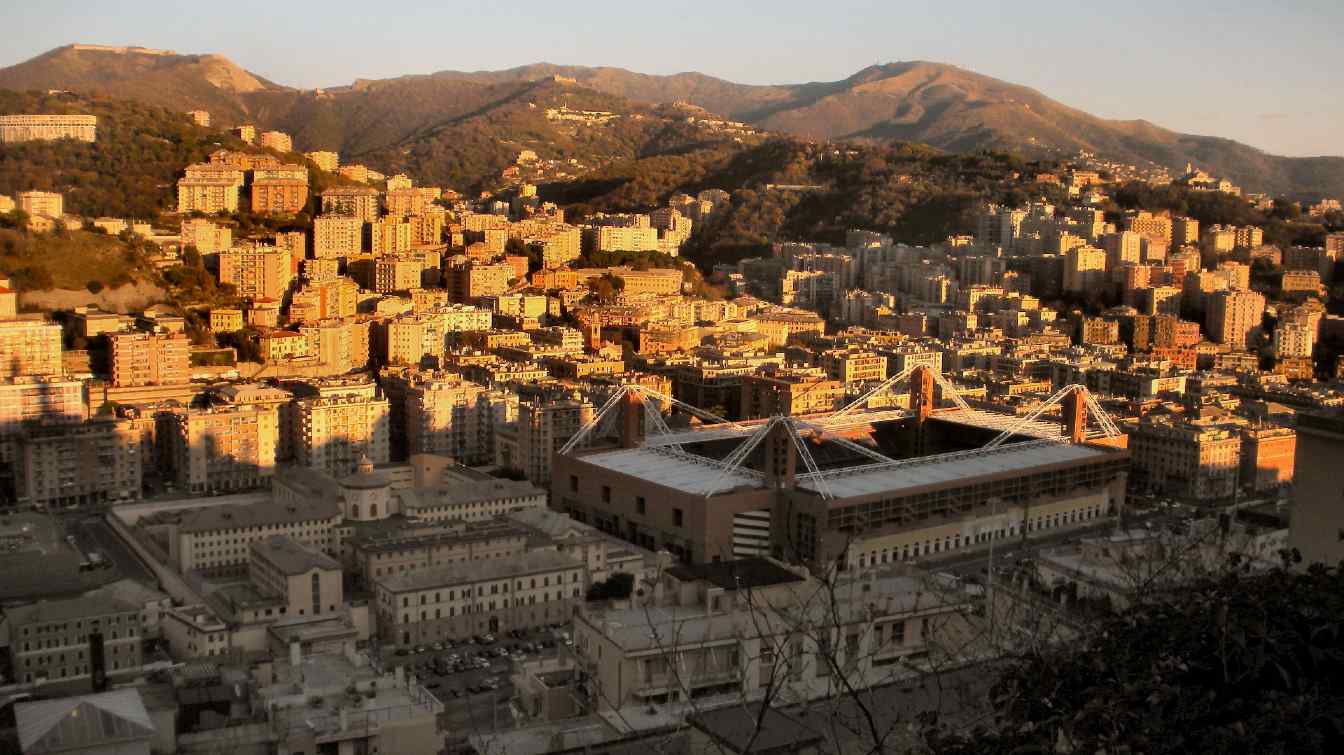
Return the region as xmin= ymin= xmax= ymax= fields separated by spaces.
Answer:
xmin=547 ymin=138 xmax=1049 ymax=266
xmin=1108 ymin=181 xmax=1343 ymax=248
xmin=585 ymin=572 xmax=635 ymax=602
xmin=926 ymin=562 xmax=1344 ymax=755
xmin=0 ymin=90 xmax=246 ymax=218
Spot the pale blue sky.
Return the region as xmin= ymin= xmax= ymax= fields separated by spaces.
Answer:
xmin=4 ymin=0 xmax=1339 ymax=157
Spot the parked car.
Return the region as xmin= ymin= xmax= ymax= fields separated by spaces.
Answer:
xmin=414 ymin=645 xmax=427 ymax=654
xmin=431 ymin=642 xmax=444 ymax=651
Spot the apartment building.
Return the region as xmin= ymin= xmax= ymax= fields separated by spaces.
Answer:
xmin=370 ymin=216 xmax=413 ymax=254
xmin=1206 ymin=289 xmax=1266 ymax=348
xmin=313 ymin=215 xmax=364 ymax=257
xmin=136 ymin=496 xmax=342 ymax=574
xmin=740 ymin=371 xmax=845 ymax=419
xmin=375 ymin=256 xmax=425 ymax=293
xmin=218 ymin=244 xmax=294 ymax=300
xmin=1064 ymin=245 xmax=1107 ymax=293
xmin=495 ymin=398 xmax=594 ymax=485
xmin=755 ymin=310 xmax=825 ymax=347
xmin=374 ymin=549 xmax=585 ymax=647
xmin=162 ymin=403 xmax=280 ymax=493
xmin=210 ymin=308 xmax=244 ymax=332
xmin=0 ymin=317 xmax=63 ymax=377
xmin=20 ymin=418 xmax=142 ymax=507
xmin=294 ymin=394 xmax=391 ymax=476
xmin=320 ymin=186 xmax=381 ymax=222
xmin=16 ymin=190 xmax=64 ymax=219
xmin=249 ymin=535 xmax=344 ymax=618
xmin=348 ymin=519 xmax=531 ymax=588
xmin=1240 ymin=426 xmax=1295 ymax=492
xmin=108 ymin=331 xmax=190 ymax=387
xmin=251 ymin=178 xmax=309 ymax=215
xmin=290 ymin=277 xmax=359 ymax=321
xmin=818 ymin=349 xmax=887 ymax=384
xmin=3 ymin=593 xmax=141 ymax=685
xmin=258 ymin=130 xmax=293 ymax=152
xmin=0 ymin=375 xmax=86 ymax=442
xmin=180 ymin=218 xmax=233 ymax=253
xmin=1273 ymin=321 xmax=1314 ymax=359
xmin=1127 ymin=417 xmax=1239 ymax=500
xmin=305 ymin=150 xmax=339 ymax=171
xmin=446 ymin=259 xmax=512 ymax=302
xmin=177 ymin=177 xmax=241 ymax=213
xmin=0 ymin=113 xmax=96 ymax=142
xmin=572 ymin=558 xmax=974 ymax=715
xmin=382 ymin=370 xmax=517 ymax=464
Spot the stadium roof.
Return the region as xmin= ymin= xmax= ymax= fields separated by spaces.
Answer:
xmin=574 ymin=447 xmax=764 ymax=495
xmin=798 ymin=440 xmax=1112 ymax=499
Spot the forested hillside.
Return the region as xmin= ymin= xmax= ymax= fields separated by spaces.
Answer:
xmin=0 ymin=91 xmax=244 ymax=218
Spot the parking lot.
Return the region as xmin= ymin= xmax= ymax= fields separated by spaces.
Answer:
xmin=381 ymin=625 xmax=574 ymax=733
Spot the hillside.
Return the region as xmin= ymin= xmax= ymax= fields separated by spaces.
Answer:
xmin=2 ymin=46 xmax=1341 ymax=199
xmin=0 ymin=44 xmax=282 ymax=125
xmin=543 ymin=137 xmax=1044 ymax=265
xmin=420 ymin=61 xmax=1344 ymax=200
xmin=0 ymin=90 xmax=249 ymax=218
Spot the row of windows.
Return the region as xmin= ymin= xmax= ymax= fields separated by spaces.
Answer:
xmin=395 ymin=571 xmax=583 ymax=607
xmin=854 ymin=505 xmax=1104 ymax=568
xmin=399 ymin=588 xmax=581 ymax=623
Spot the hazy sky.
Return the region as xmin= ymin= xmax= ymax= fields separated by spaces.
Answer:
xmin=4 ymin=0 xmax=1340 ymax=157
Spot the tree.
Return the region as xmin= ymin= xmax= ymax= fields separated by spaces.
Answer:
xmin=586 ymin=572 xmax=635 ymax=601
xmin=925 ymin=561 xmax=1344 ymax=755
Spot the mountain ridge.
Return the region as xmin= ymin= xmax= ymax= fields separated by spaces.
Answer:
xmin=1 ymin=45 xmax=1341 ymax=199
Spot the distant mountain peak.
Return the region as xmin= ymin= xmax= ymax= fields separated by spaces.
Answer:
xmin=1 ymin=46 xmax=1339 ymax=198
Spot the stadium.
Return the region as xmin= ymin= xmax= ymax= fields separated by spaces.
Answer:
xmin=551 ymin=366 xmax=1130 ymax=569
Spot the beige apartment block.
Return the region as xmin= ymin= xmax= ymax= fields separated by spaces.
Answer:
xmin=5 ymin=593 xmax=141 ymax=685
xmin=163 ymin=403 xmax=280 ymax=493
xmin=180 ymin=218 xmax=233 ymax=253
xmin=375 ymin=256 xmax=425 ymax=293
xmin=371 ymin=216 xmax=414 ymax=254
xmin=177 ymin=178 xmax=241 ymax=214
xmin=209 ymin=308 xmax=244 ymax=332
xmin=17 ymin=190 xmax=63 ymax=219
xmin=1206 ymin=289 xmax=1266 ymax=348
xmin=0 ymin=317 xmax=63 ymax=378
xmin=0 ymin=114 xmax=96 ymax=143
xmin=108 ymin=331 xmax=190 ymax=387
xmin=320 ymin=187 xmax=381 ymax=222
xmin=305 ymin=150 xmax=339 ymax=171
xmin=218 ymin=244 xmax=294 ymax=300
xmin=258 ymin=130 xmax=293 ymax=152
xmin=294 ymin=394 xmax=391 ymax=476
xmin=251 ymin=178 xmax=308 ymax=215
xmin=374 ymin=549 xmax=585 ymax=647
xmin=20 ymin=418 xmax=142 ymax=507
xmin=185 ymin=109 xmax=210 ymax=127
xmin=1128 ymin=417 xmax=1239 ymax=500
xmin=313 ymin=214 xmax=365 ymax=257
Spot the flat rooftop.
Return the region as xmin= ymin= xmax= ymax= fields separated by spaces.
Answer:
xmin=799 ymin=440 xmax=1116 ymax=499
xmin=574 ymin=446 xmax=763 ymax=495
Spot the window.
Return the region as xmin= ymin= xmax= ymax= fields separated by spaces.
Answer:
xmin=636 ymin=497 xmax=646 ymax=515
xmin=673 ymin=508 xmax=683 ymax=527
xmin=602 ymin=486 xmax=611 ymax=503
xmin=570 ymin=475 xmax=578 ymax=493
